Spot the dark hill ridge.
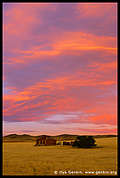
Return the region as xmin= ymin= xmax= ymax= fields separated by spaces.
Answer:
xmin=3 ymin=134 xmax=117 ymax=142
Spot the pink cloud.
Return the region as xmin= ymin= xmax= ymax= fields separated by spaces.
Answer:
xmin=76 ymin=3 xmax=117 ymax=20
xmin=3 ymin=3 xmax=117 ymax=135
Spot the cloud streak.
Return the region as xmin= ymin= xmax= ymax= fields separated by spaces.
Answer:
xmin=3 ymin=3 xmax=117 ymax=135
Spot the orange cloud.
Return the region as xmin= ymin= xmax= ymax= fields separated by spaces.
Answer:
xmin=4 ymin=29 xmax=117 ymax=65
xmin=76 ymin=3 xmax=117 ymax=19
xmin=89 ymin=114 xmax=117 ymax=125
xmin=53 ymin=32 xmax=117 ymax=54
xmin=88 ymin=61 xmax=117 ymax=71
xmin=3 ymin=3 xmax=117 ymax=136
xmin=3 ymin=3 xmax=56 ymax=36
xmin=3 ymin=69 xmax=116 ymax=121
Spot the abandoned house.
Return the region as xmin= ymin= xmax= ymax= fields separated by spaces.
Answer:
xmin=34 ymin=135 xmax=75 ymax=146
xmin=34 ymin=135 xmax=56 ymax=146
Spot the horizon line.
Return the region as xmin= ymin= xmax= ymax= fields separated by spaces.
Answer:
xmin=3 ymin=133 xmax=118 ymax=137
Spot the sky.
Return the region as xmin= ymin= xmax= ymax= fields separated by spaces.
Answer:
xmin=3 ymin=3 xmax=117 ymax=136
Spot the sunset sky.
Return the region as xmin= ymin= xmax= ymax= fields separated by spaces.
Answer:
xmin=3 ymin=3 xmax=117 ymax=136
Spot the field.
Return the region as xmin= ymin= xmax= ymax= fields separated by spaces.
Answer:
xmin=3 ymin=137 xmax=118 ymax=176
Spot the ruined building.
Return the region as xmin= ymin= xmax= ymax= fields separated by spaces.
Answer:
xmin=34 ymin=135 xmax=56 ymax=146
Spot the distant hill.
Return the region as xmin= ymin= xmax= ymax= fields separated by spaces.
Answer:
xmin=3 ymin=134 xmax=35 ymax=142
xmin=3 ymin=134 xmax=117 ymax=142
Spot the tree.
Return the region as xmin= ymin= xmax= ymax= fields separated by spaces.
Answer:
xmin=72 ymin=136 xmax=96 ymax=148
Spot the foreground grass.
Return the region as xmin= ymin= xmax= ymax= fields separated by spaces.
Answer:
xmin=3 ymin=137 xmax=118 ymax=176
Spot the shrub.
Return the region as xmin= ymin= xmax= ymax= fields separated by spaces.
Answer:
xmin=72 ymin=136 xmax=96 ymax=148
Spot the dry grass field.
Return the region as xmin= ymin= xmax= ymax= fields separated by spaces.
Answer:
xmin=3 ymin=137 xmax=118 ymax=176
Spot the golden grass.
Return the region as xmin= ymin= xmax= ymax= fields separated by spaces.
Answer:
xmin=3 ymin=137 xmax=118 ymax=176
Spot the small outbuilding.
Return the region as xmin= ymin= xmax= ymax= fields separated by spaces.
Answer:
xmin=34 ymin=135 xmax=56 ymax=146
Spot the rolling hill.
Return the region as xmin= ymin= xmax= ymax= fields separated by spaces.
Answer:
xmin=3 ymin=134 xmax=117 ymax=142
